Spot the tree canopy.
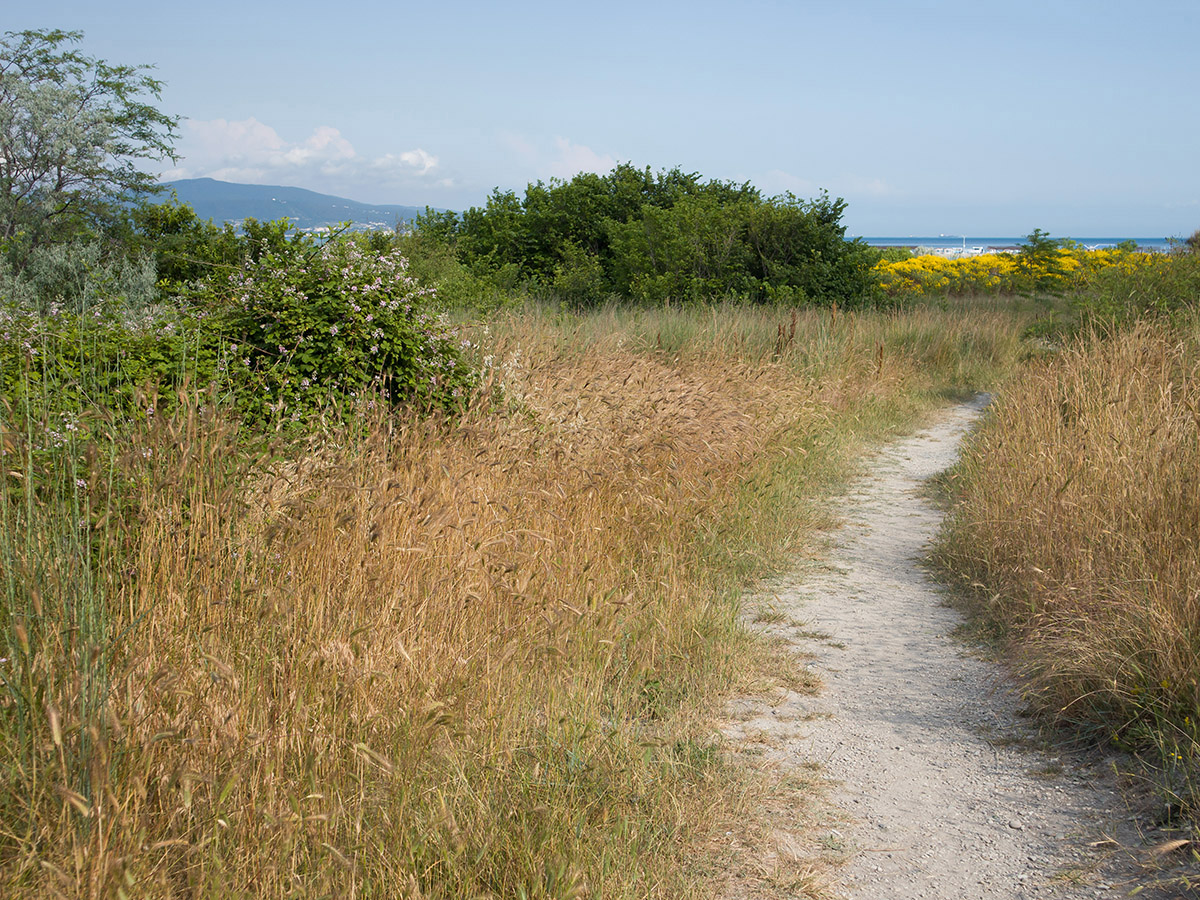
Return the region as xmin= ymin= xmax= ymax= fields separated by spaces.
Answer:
xmin=417 ymin=164 xmax=878 ymax=307
xmin=0 ymin=29 xmax=179 ymax=259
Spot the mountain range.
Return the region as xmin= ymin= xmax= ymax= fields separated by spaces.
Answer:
xmin=159 ymin=178 xmax=433 ymax=231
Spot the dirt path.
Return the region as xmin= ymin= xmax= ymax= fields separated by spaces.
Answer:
xmin=721 ymin=397 xmax=1163 ymax=899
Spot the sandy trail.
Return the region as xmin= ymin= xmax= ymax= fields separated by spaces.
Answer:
xmin=721 ymin=397 xmax=1154 ymax=899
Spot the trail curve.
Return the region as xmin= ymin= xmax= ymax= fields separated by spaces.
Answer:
xmin=721 ymin=397 xmax=1157 ymax=899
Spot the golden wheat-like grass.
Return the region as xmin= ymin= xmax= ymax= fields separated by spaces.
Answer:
xmin=1 ymin=301 xmax=1026 ymax=898
xmin=937 ymin=322 xmax=1200 ymax=784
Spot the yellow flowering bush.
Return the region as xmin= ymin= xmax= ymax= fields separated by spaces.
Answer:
xmin=874 ymin=252 xmax=1018 ymax=297
xmin=874 ymin=247 xmax=1162 ymax=299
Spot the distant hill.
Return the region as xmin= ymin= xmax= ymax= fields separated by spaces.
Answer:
xmin=159 ymin=178 xmax=433 ymax=231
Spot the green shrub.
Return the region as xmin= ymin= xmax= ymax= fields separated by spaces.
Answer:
xmin=876 ymin=246 xmax=915 ymax=263
xmin=0 ymin=297 xmax=195 ymax=425
xmin=551 ymin=241 xmax=608 ymax=305
xmin=397 ymin=228 xmax=515 ymax=312
xmin=195 ymin=235 xmax=475 ymax=422
xmin=741 ymin=192 xmax=879 ymax=306
xmin=1016 ymin=228 xmax=1068 ymax=295
xmin=122 ymin=198 xmax=253 ymax=298
xmin=0 ymin=238 xmax=159 ymax=314
xmin=417 ymin=165 xmax=876 ymax=307
xmin=1071 ymin=251 xmax=1200 ymax=328
xmin=606 ymin=190 xmax=880 ymax=308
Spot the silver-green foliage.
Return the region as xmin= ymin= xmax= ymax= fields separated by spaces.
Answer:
xmin=0 ymin=238 xmax=159 ymax=316
xmin=0 ymin=29 xmax=178 ymax=253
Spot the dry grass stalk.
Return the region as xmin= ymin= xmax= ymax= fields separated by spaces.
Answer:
xmin=1 ymin=302 xmax=1026 ymax=897
xmin=937 ymin=322 xmax=1200 ymax=811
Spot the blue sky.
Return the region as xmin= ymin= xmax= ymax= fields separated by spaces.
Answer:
xmin=9 ymin=0 xmax=1199 ymax=237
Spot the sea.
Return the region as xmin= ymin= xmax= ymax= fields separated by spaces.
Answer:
xmin=858 ymin=236 xmax=1175 ymax=253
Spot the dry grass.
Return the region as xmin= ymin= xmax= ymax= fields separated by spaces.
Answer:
xmin=936 ymin=321 xmax=1200 ymax=815
xmin=1 ymin=300 xmax=1027 ymax=898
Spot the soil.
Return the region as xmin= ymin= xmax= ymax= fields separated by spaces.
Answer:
xmin=718 ymin=397 xmax=1197 ymax=899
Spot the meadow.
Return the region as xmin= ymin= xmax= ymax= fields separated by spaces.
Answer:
xmin=879 ymin=239 xmax=1200 ymax=826
xmin=3 ymin=190 xmax=1199 ymax=896
xmin=878 ymin=240 xmax=1200 ymax=819
xmin=934 ymin=314 xmax=1200 ymax=817
xmin=5 ymin=29 xmax=1198 ymax=895
xmin=0 ymin=278 xmax=1028 ymax=897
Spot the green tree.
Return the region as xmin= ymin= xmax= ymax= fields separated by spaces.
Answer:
xmin=0 ymin=29 xmax=178 ymax=261
xmin=412 ymin=207 xmax=461 ymax=245
xmin=455 ymin=188 xmax=524 ymax=276
xmin=743 ymin=192 xmax=876 ymax=303
xmin=552 ymin=240 xmax=608 ymax=305
xmin=1016 ymin=228 xmax=1067 ymax=294
xmin=415 ymin=164 xmax=872 ymax=307
xmin=606 ymin=193 xmax=754 ymax=303
xmin=121 ymin=197 xmax=243 ymax=295
xmin=606 ymin=189 xmax=874 ymax=306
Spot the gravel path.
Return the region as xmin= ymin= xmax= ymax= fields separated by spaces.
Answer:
xmin=721 ymin=397 xmax=1164 ymax=899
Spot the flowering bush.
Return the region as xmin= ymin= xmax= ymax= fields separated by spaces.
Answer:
xmin=1070 ymin=250 xmax=1200 ymax=326
xmin=873 ymin=247 xmax=1166 ymax=301
xmin=873 ymin=252 xmax=1018 ymax=297
xmin=196 ymin=236 xmax=475 ymax=422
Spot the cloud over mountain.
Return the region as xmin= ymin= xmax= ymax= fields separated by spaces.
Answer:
xmin=161 ymin=118 xmax=440 ymax=197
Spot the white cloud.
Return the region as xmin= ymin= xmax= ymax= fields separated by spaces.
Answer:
xmin=192 ymin=117 xmax=285 ymax=160
xmin=546 ymin=137 xmax=616 ymax=180
xmin=398 ymin=149 xmax=438 ymax=174
xmin=280 ymin=124 xmax=355 ymax=167
xmin=164 ymin=118 xmax=439 ymax=193
xmin=499 ymin=132 xmax=618 ymax=182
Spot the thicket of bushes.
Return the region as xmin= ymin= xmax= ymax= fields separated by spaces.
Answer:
xmin=409 ymin=164 xmax=881 ymax=308
xmin=0 ymin=208 xmax=476 ymax=429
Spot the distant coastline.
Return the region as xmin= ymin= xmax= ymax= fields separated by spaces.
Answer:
xmin=858 ymin=236 xmax=1173 ymax=253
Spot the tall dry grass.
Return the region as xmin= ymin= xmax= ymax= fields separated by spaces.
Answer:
xmin=936 ymin=322 xmax=1200 ymax=807
xmin=1 ymin=301 xmax=1026 ymax=898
